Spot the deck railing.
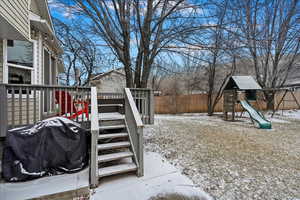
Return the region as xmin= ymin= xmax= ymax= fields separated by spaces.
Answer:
xmin=0 ymin=84 xmax=154 ymax=137
xmin=97 ymin=92 xmax=124 ymax=99
xmin=124 ymin=88 xmax=144 ymax=176
xmin=97 ymin=89 xmax=154 ymax=124
xmin=0 ymin=84 xmax=91 ymax=137
xmin=130 ymin=88 xmax=154 ymax=124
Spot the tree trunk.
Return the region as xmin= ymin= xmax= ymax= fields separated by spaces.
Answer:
xmin=124 ymin=62 xmax=134 ymax=88
xmin=207 ymin=91 xmax=214 ymax=116
xmin=140 ymin=61 xmax=151 ymax=88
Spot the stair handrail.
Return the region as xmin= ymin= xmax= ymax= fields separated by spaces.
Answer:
xmin=124 ymin=88 xmax=144 ymax=177
xmin=90 ymin=87 xmax=99 ymax=187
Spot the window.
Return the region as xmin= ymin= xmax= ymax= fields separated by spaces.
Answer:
xmin=7 ymin=40 xmax=34 ymax=86
xmin=51 ymin=57 xmax=57 ymax=85
xmin=43 ymin=50 xmax=57 ymax=112
xmin=8 ymin=67 xmax=31 ymax=84
xmin=7 ymin=40 xmax=33 ymax=67
xmin=44 ymin=50 xmax=50 ymax=112
xmin=6 ymin=40 xmax=34 ymax=94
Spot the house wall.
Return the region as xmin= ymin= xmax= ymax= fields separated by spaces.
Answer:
xmin=0 ymin=2 xmax=64 ymax=137
xmin=92 ymin=72 xmax=126 ymax=93
xmin=0 ymin=0 xmax=30 ymax=40
xmin=30 ymin=0 xmax=40 ymax=16
xmin=3 ymin=31 xmax=62 ymax=127
xmin=7 ymin=98 xmax=40 ymax=126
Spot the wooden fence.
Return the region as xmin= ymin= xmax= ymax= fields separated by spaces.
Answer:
xmin=155 ymin=91 xmax=300 ymax=114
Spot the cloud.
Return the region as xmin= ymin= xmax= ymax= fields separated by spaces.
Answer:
xmin=48 ymin=0 xmax=78 ymax=19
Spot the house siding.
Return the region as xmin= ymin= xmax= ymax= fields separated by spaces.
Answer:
xmin=0 ymin=0 xmax=29 ymax=40
xmin=30 ymin=0 xmax=40 ymax=16
xmin=7 ymin=98 xmax=40 ymax=126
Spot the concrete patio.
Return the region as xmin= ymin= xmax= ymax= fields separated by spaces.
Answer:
xmin=0 ymin=168 xmax=89 ymax=200
xmin=91 ymin=152 xmax=211 ymax=200
xmin=0 ymin=152 xmax=211 ymax=200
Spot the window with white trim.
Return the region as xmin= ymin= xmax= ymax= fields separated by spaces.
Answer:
xmin=7 ymin=40 xmax=34 ymax=85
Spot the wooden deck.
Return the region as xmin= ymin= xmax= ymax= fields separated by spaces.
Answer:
xmin=0 ymin=85 xmax=154 ymax=198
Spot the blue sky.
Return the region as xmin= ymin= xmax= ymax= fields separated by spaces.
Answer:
xmin=47 ymin=0 xmax=216 ymax=70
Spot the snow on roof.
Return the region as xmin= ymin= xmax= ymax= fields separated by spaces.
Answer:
xmin=225 ymin=76 xmax=262 ymax=90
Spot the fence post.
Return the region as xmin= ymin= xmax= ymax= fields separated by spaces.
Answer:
xmin=0 ymin=84 xmax=8 ymax=137
xmin=149 ymin=89 xmax=154 ymax=124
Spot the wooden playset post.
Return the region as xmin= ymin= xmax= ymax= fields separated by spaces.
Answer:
xmin=223 ymin=89 xmax=237 ymax=121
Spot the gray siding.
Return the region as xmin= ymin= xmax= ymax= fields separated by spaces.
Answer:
xmin=0 ymin=40 xmax=3 ymax=83
xmin=0 ymin=0 xmax=29 ymax=40
xmin=30 ymin=0 xmax=40 ymax=16
xmin=8 ymin=97 xmax=40 ymax=126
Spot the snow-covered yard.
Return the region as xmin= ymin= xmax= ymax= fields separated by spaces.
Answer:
xmin=144 ymin=110 xmax=300 ymax=200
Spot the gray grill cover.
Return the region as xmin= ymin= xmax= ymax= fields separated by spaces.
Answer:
xmin=2 ymin=117 xmax=89 ymax=182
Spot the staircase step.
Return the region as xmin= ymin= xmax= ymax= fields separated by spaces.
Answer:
xmin=99 ymin=124 xmax=126 ymax=130
xmin=98 ymin=141 xmax=130 ymax=150
xmin=98 ymin=152 xmax=133 ymax=163
xmin=100 ymin=116 xmax=124 ymax=121
xmin=99 ymin=104 xmax=123 ymax=107
xmin=99 ymin=132 xmax=128 ymax=139
xmin=99 ymin=113 xmax=124 ymax=126
xmin=99 ymin=163 xmax=137 ymax=178
xmin=88 ymin=104 xmax=123 ymax=109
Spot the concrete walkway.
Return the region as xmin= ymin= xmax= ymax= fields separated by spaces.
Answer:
xmin=91 ymin=152 xmax=212 ymax=200
xmin=0 ymin=168 xmax=89 ymax=200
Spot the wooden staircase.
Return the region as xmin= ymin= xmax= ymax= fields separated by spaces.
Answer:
xmin=97 ymin=103 xmax=138 ymax=179
xmin=90 ymin=87 xmax=144 ymax=187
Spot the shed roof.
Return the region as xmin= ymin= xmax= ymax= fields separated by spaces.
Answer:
xmin=224 ymin=76 xmax=262 ymax=90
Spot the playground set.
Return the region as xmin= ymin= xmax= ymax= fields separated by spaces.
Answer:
xmin=223 ymin=76 xmax=272 ymax=129
xmin=269 ymin=87 xmax=300 ymax=117
xmin=223 ymin=76 xmax=300 ymax=129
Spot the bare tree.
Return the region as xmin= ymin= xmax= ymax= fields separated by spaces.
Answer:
xmin=54 ymin=18 xmax=109 ymax=86
xmin=230 ymin=0 xmax=300 ymax=109
xmin=54 ymin=19 xmax=80 ymax=85
xmin=58 ymin=0 xmax=204 ymax=88
xmin=149 ymin=62 xmax=168 ymax=91
xmin=176 ymin=0 xmax=239 ymax=115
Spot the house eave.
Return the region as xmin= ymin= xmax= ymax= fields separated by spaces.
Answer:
xmin=29 ymin=12 xmax=63 ymax=54
xmin=0 ymin=15 xmax=29 ymax=41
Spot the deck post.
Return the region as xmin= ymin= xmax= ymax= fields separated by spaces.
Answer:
xmin=90 ymin=87 xmax=99 ymax=187
xmin=0 ymin=84 xmax=8 ymax=137
xmin=90 ymin=129 xmax=99 ymax=187
xmin=137 ymin=126 xmax=144 ymax=177
xmin=149 ymin=89 xmax=154 ymax=124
